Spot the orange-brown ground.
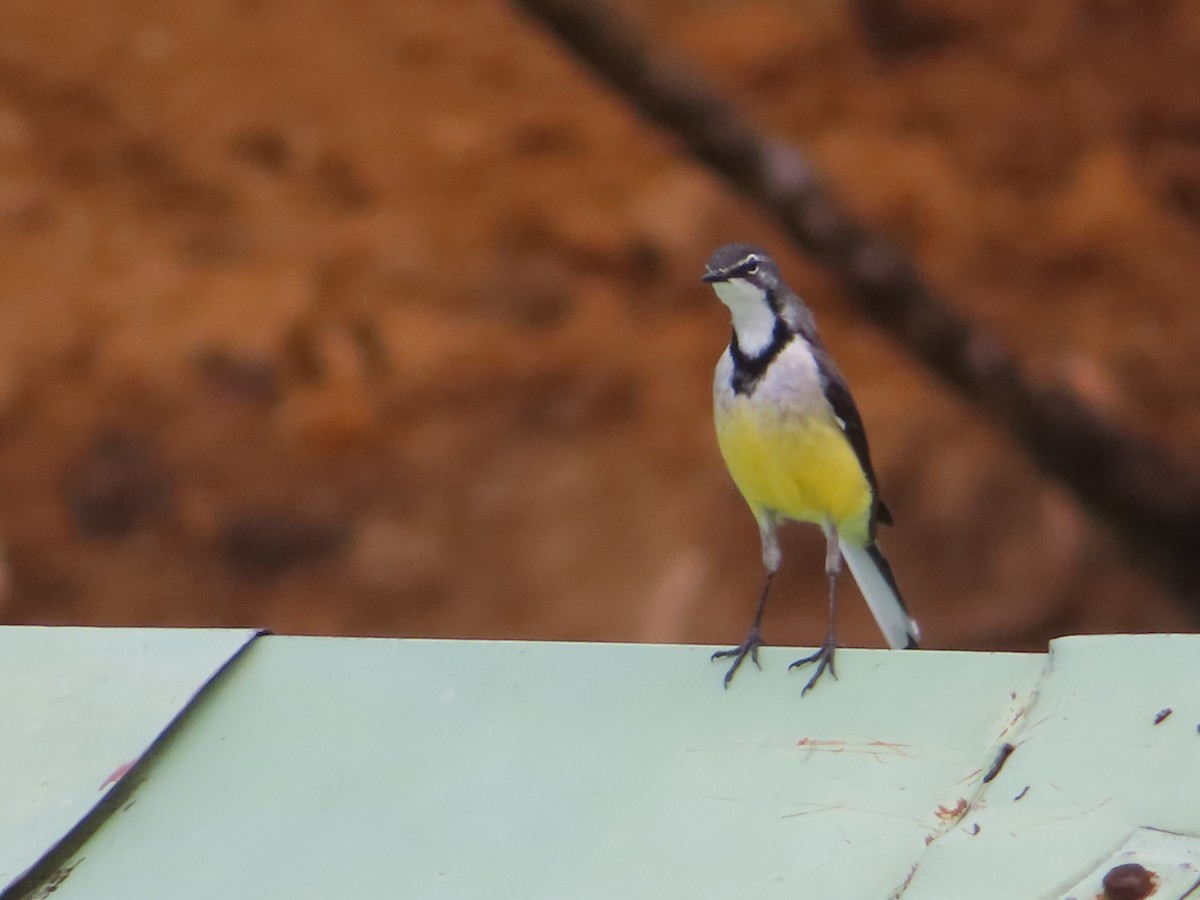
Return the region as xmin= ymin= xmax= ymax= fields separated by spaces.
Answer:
xmin=0 ymin=0 xmax=1197 ymax=655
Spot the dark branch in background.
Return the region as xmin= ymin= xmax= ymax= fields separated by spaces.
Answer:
xmin=511 ymin=0 xmax=1200 ymax=602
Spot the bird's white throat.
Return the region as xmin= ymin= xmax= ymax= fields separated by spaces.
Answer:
xmin=713 ymin=278 xmax=777 ymax=357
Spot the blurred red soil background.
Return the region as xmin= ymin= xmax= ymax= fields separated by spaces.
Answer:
xmin=0 ymin=0 xmax=1197 ymax=655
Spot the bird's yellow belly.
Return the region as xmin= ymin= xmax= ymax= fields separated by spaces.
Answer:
xmin=716 ymin=403 xmax=873 ymax=543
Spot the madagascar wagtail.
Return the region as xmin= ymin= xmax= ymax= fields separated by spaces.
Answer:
xmin=703 ymin=244 xmax=919 ymax=694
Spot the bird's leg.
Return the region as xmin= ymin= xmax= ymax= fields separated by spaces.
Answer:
xmin=712 ymin=569 xmax=774 ymax=688
xmin=789 ymin=526 xmax=841 ymax=695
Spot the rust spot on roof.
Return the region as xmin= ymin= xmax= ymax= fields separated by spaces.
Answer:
xmin=935 ymin=798 xmax=969 ymax=821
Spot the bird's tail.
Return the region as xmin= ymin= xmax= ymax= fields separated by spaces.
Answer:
xmin=839 ymin=540 xmax=920 ymax=650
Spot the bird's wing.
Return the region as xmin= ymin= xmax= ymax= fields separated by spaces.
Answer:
xmin=814 ymin=348 xmax=893 ymax=528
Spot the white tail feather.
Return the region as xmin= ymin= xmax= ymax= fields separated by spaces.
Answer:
xmin=839 ymin=541 xmax=919 ymax=650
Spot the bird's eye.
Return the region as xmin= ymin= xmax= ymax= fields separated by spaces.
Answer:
xmin=743 ymin=257 xmax=760 ymax=275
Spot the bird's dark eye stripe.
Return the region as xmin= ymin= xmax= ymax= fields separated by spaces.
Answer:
xmin=731 ymin=255 xmax=760 ymax=276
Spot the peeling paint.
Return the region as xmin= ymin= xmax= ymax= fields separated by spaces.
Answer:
xmin=98 ymin=760 xmax=137 ymax=792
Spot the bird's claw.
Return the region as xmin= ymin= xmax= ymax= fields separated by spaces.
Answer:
xmin=712 ymin=631 xmax=765 ymax=688
xmin=788 ymin=638 xmax=838 ymax=696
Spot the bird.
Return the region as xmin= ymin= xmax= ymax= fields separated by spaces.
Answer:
xmin=702 ymin=243 xmax=919 ymax=694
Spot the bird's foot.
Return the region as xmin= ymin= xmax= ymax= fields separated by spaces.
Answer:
xmin=788 ymin=637 xmax=838 ymax=696
xmin=712 ymin=630 xmax=765 ymax=689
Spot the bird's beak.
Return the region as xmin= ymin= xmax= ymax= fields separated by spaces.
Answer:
xmin=700 ymin=269 xmax=724 ymax=283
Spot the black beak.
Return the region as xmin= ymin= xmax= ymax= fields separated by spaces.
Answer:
xmin=700 ymin=269 xmax=725 ymax=283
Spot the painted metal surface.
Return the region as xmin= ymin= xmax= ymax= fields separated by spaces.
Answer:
xmin=9 ymin=637 xmax=1043 ymax=899
xmin=0 ymin=627 xmax=259 ymax=893
xmin=905 ymin=634 xmax=1200 ymax=898
xmin=1057 ymin=828 xmax=1200 ymax=899
xmin=7 ymin=632 xmax=1200 ymax=899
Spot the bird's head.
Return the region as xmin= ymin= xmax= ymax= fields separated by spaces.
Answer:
xmin=702 ymin=244 xmax=784 ymax=356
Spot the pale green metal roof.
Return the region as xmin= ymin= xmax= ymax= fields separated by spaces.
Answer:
xmin=5 ymin=629 xmax=1200 ymax=899
xmin=0 ymin=627 xmax=258 ymax=894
